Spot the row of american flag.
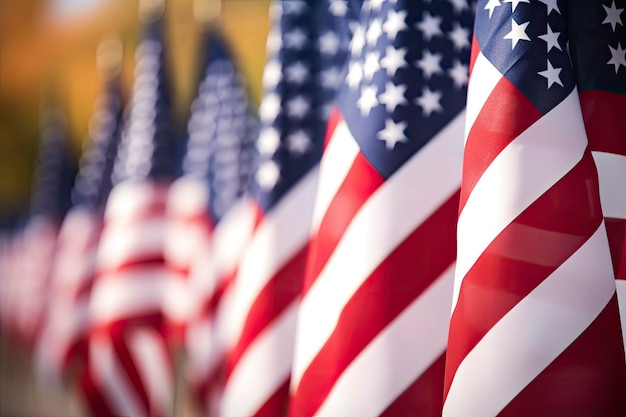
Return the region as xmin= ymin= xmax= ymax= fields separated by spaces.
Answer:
xmin=0 ymin=0 xmax=625 ymax=415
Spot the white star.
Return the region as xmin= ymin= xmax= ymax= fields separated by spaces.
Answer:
xmin=603 ymin=1 xmax=624 ymax=32
xmin=351 ymin=25 xmax=366 ymax=56
xmin=320 ymin=67 xmax=342 ymax=89
xmin=417 ymin=13 xmax=443 ymax=41
xmin=366 ymin=18 xmax=383 ymax=46
xmin=287 ymin=130 xmax=311 ymax=155
xmin=538 ymin=23 xmax=561 ymax=52
xmin=363 ymin=51 xmax=381 ymax=80
xmin=347 ymin=60 xmax=363 ymax=89
xmin=539 ymin=0 xmax=560 ymax=15
xmin=284 ymin=28 xmax=307 ymax=49
xmin=370 ymin=0 xmax=385 ymax=10
xmin=448 ymin=60 xmax=469 ymax=88
xmin=257 ymin=128 xmax=280 ymax=155
xmin=417 ymin=50 xmax=443 ymax=79
xmin=357 ymin=85 xmax=379 ymax=116
xmin=266 ymin=28 xmax=282 ymax=53
xmin=503 ymin=0 xmax=529 ymax=12
xmin=504 ymin=18 xmax=531 ymax=49
xmin=448 ymin=23 xmax=471 ymax=51
xmin=262 ymin=60 xmax=281 ymax=89
xmin=285 ymin=61 xmax=309 ymax=84
xmin=381 ymin=46 xmax=408 ymax=76
xmin=329 ymin=0 xmax=348 ymax=16
xmin=484 ymin=0 xmax=501 ymax=19
xmin=287 ymin=96 xmax=310 ymax=118
xmin=537 ymin=60 xmax=563 ymax=88
xmin=377 ymin=119 xmax=408 ymax=150
xmin=383 ymin=9 xmax=408 ymax=40
xmin=449 ymin=0 xmax=469 ymax=14
xmin=259 ymin=93 xmax=280 ymax=122
xmin=379 ymin=82 xmax=407 ymax=112
xmin=319 ymin=31 xmax=341 ymax=55
xmin=256 ymin=160 xmax=280 ymax=189
xmin=607 ymin=42 xmax=626 ymax=74
xmin=282 ymin=1 xmax=307 ymax=15
xmin=416 ymin=87 xmax=443 ymax=116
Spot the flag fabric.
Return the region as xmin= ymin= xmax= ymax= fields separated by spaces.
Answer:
xmin=81 ymin=11 xmax=177 ymax=417
xmin=289 ymin=1 xmax=472 ymax=416
xmin=164 ymin=27 xmax=258 ymax=413
xmin=13 ymin=107 xmax=74 ymax=348
xmin=179 ymin=30 xmax=258 ymax=412
xmin=443 ymin=1 xmax=626 ymax=416
xmin=568 ymin=0 xmax=626 ymax=351
xmin=34 ymin=72 xmax=124 ymax=388
xmin=219 ymin=1 xmax=357 ymax=415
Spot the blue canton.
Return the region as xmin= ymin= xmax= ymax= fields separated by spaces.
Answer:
xmin=254 ymin=0 xmax=360 ymax=211
xmin=182 ymin=30 xmax=258 ymax=223
xmin=475 ymin=0 xmax=575 ymax=114
xmin=339 ymin=0 xmax=474 ymax=179
xmin=113 ymin=16 xmax=176 ymax=184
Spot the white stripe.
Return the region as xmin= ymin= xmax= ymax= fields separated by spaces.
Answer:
xmin=316 ymin=264 xmax=454 ymax=417
xmin=90 ymin=268 xmax=169 ymax=323
xmin=311 ymin=120 xmax=360 ymax=231
xmin=165 ymin=220 xmax=210 ymax=270
xmin=128 ymin=328 xmax=173 ymax=415
xmin=292 ymin=112 xmax=464 ymax=387
xmin=98 ymin=218 xmax=166 ymax=269
xmin=209 ymin=195 xmax=257 ymax=287
xmin=220 ymin=301 xmax=299 ymax=417
xmin=443 ymin=225 xmax=616 ymax=417
xmin=465 ymin=52 xmax=503 ymax=142
xmin=90 ymin=334 xmax=147 ymax=417
xmin=592 ymin=151 xmax=626 ymax=219
xmin=616 ymin=279 xmax=626 ymax=357
xmin=105 ymin=181 xmax=168 ymax=221
xmin=186 ymin=316 xmax=215 ymax=384
xmin=453 ymin=90 xmax=588 ymax=312
xmin=229 ymin=168 xmax=318 ymax=343
xmin=167 ymin=177 xmax=210 ymax=216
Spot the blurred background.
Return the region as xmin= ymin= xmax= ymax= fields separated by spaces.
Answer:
xmin=0 ymin=0 xmax=269 ymax=415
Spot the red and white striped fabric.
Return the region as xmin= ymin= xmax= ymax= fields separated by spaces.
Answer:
xmin=569 ymin=0 xmax=626 ymax=353
xmin=13 ymin=217 xmax=59 ymax=347
xmin=185 ymin=195 xmax=256 ymax=413
xmin=163 ymin=178 xmax=212 ymax=345
xmin=35 ymin=208 xmax=102 ymax=387
xmin=84 ymin=182 xmax=174 ymax=417
xmin=443 ymin=2 xmax=626 ymax=415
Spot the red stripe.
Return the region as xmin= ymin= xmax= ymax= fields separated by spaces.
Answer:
xmin=606 ymin=218 xmax=626 ymax=279
xmin=225 ymin=243 xmax=308 ymax=380
xmin=498 ymin=294 xmax=626 ymax=415
xmin=445 ymin=151 xmax=603 ymax=399
xmin=99 ymin=256 xmax=167 ymax=276
xmin=468 ymin=34 xmax=480 ymax=76
xmin=109 ymin=327 xmax=151 ymax=416
xmin=302 ymin=152 xmax=385 ymax=295
xmin=579 ymin=90 xmax=626 ymax=156
xmin=379 ymin=353 xmax=445 ymax=417
xmin=80 ymin=367 xmax=117 ymax=417
xmin=255 ymin=379 xmax=290 ymax=417
xmin=460 ymin=77 xmax=542 ymax=212
xmin=323 ymin=107 xmax=342 ymax=151
xmin=290 ymin=192 xmax=458 ymax=417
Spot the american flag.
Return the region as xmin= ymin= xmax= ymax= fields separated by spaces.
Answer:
xmin=165 ymin=28 xmax=258 ymax=413
xmin=444 ymin=1 xmax=626 ymax=415
xmin=13 ymin=106 xmax=74 ymax=347
xmin=568 ymin=0 xmax=626 ymax=352
xmin=289 ymin=1 xmax=472 ymax=415
xmin=81 ymin=10 xmax=177 ymax=417
xmin=219 ymin=1 xmax=357 ymax=415
xmin=34 ymin=59 xmax=124 ymax=388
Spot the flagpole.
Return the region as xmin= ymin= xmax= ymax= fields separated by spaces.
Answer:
xmin=194 ymin=0 xmax=222 ymax=26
